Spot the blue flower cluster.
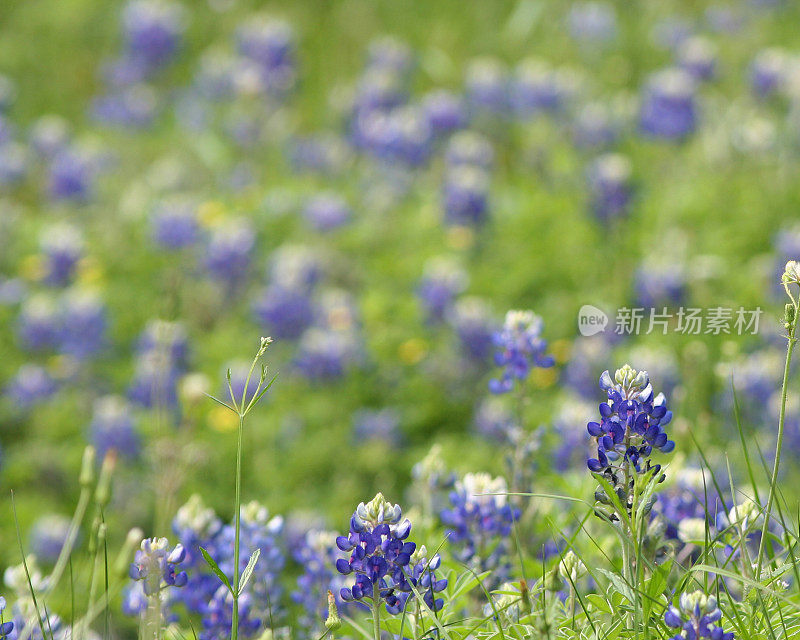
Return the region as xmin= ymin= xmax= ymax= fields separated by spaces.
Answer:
xmin=440 ymin=472 xmax=519 ymax=588
xmin=291 ymin=530 xmax=353 ymax=634
xmin=170 ymin=496 xmax=286 ymax=639
xmin=129 ymin=537 xmax=188 ymax=595
xmin=664 ymin=592 xmax=734 ymax=640
xmin=89 ymin=395 xmax=141 ymax=461
xmin=587 ymin=365 xmax=675 ymax=475
xmin=656 ymin=468 xmax=725 ymax=545
xmin=335 ymin=493 xmax=446 ymax=615
xmin=128 ymin=319 xmax=189 ymax=412
xmin=489 ymin=310 xmax=554 ymax=394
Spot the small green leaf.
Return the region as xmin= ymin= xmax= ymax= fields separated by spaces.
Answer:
xmin=597 ymin=568 xmax=635 ymax=605
xmin=238 ymin=548 xmax=261 ymax=594
xmin=199 ymin=546 xmax=233 ymax=594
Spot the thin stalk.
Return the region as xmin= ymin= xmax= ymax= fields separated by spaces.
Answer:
xmin=372 ymin=584 xmax=381 ymax=640
xmin=231 ymin=412 xmax=245 ymax=640
xmin=756 ymin=304 xmax=799 ymax=578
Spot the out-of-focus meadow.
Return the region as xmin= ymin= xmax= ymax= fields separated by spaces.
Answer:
xmin=2 ymin=0 xmax=800 ymax=638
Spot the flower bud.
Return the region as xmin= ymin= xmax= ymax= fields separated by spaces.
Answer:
xmin=79 ymin=446 xmax=96 ymax=488
xmin=94 ymin=451 xmax=116 ymax=507
xmin=325 ymin=590 xmax=342 ymax=631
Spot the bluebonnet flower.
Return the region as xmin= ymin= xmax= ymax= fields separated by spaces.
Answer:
xmin=40 ymin=223 xmax=84 ymax=287
xmin=151 ymin=198 xmax=199 ymax=249
xmin=201 ymin=587 xmax=262 ymax=640
xmin=29 ymin=514 xmax=72 ymax=564
xmin=350 ymin=69 xmax=408 ymax=129
xmin=664 ymin=592 xmax=733 ymax=640
xmin=0 ymin=597 xmax=12 ymax=639
xmin=567 ymin=2 xmax=618 ymax=43
xmin=47 ymin=148 xmax=96 ymax=202
xmin=353 ymin=408 xmax=402 ymax=446
xmin=656 ymin=468 xmax=725 ymax=545
xmin=676 ymin=36 xmax=718 ymax=81
xmin=17 ymin=295 xmax=60 ymax=351
xmin=440 ymin=473 xmax=519 ymax=588
xmin=4 ymin=557 xmax=66 ymax=639
xmin=136 ymin=319 xmax=190 ymax=369
xmin=91 ymin=84 xmax=158 ymax=128
xmin=171 ymin=495 xmax=223 ymax=614
xmin=5 ymin=364 xmax=57 ymax=408
xmin=639 ymin=68 xmax=698 ymax=140
xmin=375 ymin=106 xmax=434 ymax=166
xmin=236 ymin=17 xmax=297 ymax=97
xmin=253 ymin=284 xmax=315 ymax=340
xmin=292 ymin=530 xmax=352 ymax=633
xmin=442 ymin=166 xmax=491 ymax=227
xmin=572 ymin=102 xmax=617 ymax=149
xmin=128 ymin=350 xmax=180 ymax=410
xmin=445 ymin=130 xmax=494 ymax=171
xmin=336 ymin=493 xmax=445 ymax=614
xmin=489 ymin=310 xmax=555 ymax=394
xmin=422 ymin=90 xmax=467 ymax=136
xmin=510 ymin=59 xmax=575 ymax=118
xmin=465 ymin=58 xmax=509 ymax=115
xmin=58 ymin=289 xmax=107 ymax=359
xmin=586 ymin=365 xmax=675 ymax=493
xmin=586 ymin=153 xmax=633 ymax=221
xmin=294 ymin=327 xmax=362 ymax=381
xmin=174 ymin=498 xmax=285 ymax=637
xmin=417 ymin=258 xmax=468 ymax=323
xmin=447 ymin=296 xmax=496 ymax=362
xmin=750 ymin=48 xmax=787 ymax=98
xmin=270 ymin=244 xmax=323 ymax=291
xmin=204 ymin=219 xmax=255 ymax=287
xmin=129 ymin=537 xmax=188 ymax=595
xmin=303 ymin=192 xmax=352 ymax=232
xmin=121 ymin=0 xmax=185 ymax=72
xmin=29 ymin=115 xmax=70 ymax=158
xmin=634 ymin=259 xmax=686 ymax=308
xmin=89 ymin=395 xmax=140 ymax=460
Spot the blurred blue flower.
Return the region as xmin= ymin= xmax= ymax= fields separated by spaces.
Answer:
xmin=303 ymin=192 xmax=352 ymax=232
xmin=489 ymin=310 xmax=554 ymax=394
xmin=587 ymin=153 xmax=633 ymax=221
xmin=40 ymin=223 xmax=84 ymax=287
xmin=89 ymin=395 xmax=140 ymax=460
xmin=639 ymin=68 xmax=698 ymax=140
xmin=6 ymin=364 xmax=57 ymax=408
xmin=151 ymin=198 xmax=199 ymax=249
xmin=440 ymin=473 xmax=519 ymax=588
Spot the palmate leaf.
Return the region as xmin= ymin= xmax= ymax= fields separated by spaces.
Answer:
xmin=199 ymin=546 xmax=233 ymax=594
xmin=238 ymin=548 xmax=260 ymax=594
